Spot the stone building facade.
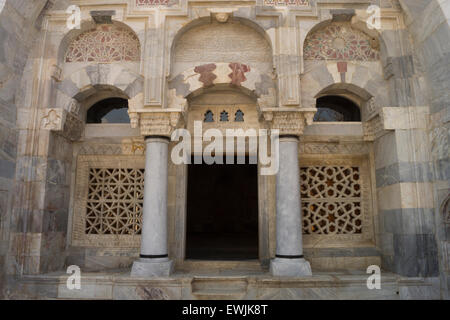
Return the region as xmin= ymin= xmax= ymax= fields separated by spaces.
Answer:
xmin=0 ymin=0 xmax=448 ymax=299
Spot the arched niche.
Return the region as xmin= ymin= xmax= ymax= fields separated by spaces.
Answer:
xmin=186 ymin=84 xmax=261 ymax=135
xmin=303 ymin=21 xmax=381 ymax=62
xmin=314 ymin=95 xmax=361 ymax=122
xmin=170 ymin=17 xmax=273 ymax=78
xmin=57 ymin=20 xmax=142 ymax=65
xmin=73 ymin=84 xmax=130 ymax=122
xmin=314 ymin=83 xmax=373 ymax=121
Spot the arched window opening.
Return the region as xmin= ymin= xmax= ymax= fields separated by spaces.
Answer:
xmin=86 ymin=98 xmax=129 ymax=124
xmin=220 ymin=110 xmax=229 ymax=122
xmin=204 ymin=110 xmax=214 ymax=122
xmin=235 ymin=109 xmax=244 ymax=122
xmin=314 ymin=96 xmax=361 ymax=122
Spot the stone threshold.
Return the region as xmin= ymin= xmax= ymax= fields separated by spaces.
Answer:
xmin=6 ymin=269 xmax=439 ymax=300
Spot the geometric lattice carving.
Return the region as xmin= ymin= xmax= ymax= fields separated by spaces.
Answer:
xmin=300 ymin=166 xmax=363 ymax=235
xmin=72 ymin=155 xmax=145 ymax=247
xmin=65 ymin=25 xmax=140 ymax=63
xmin=304 ymin=24 xmax=380 ymax=61
xmin=85 ymin=168 xmax=144 ymax=235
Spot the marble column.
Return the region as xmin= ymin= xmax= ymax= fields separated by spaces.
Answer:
xmin=131 ymin=136 xmax=173 ymax=277
xmin=270 ymin=135 xmax=312 ymax=277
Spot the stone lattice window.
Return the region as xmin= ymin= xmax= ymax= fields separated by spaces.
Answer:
xmin=304 ymin=24 xmax=379 ymax=61
xmin=85 ymin=168 xmax=144 ymax=235
xmin=65 ymin=25 xmax=140 ymax=63
xmin=299 ymin=158 xmax=372 ymax=241
xmin=235 ymin=110 xmax=244 ymax=122
xmin=299 ymin=155 xmax=374 ymax=247
xmin=72 ymin=156 xmax=145 ymax=247
xmin=204 ymin=110 xmax=214 ymax=122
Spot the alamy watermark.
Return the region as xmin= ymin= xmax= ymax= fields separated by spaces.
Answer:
xmin=366 ymin=265 xmax=381 ymax=289
xmin=66 ymin=265 xmax=81 ymax=290
xmin=66 ymin=5 xmax=81 ymax=30
xmin=170 ymin=121 xmax=280 ymax=175
xmin=366 ymin=5 xmax=381 ymax=30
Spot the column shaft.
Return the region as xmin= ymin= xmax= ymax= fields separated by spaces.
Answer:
xmin=270 ymin=136 xmax=312 ymax=276
xmin=131 ymin=136 xmax=173 ymax=277
xmin=140 ymin=137 xmax=169 ymax=257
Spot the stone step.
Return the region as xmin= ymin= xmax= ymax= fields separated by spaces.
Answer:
xmin=191 ymin=276 xmax=248 ymax=300
xmin=180 ymin=260 xmax=266 ymax=273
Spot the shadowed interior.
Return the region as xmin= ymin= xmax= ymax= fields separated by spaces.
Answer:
xmin=186 ymin=156 xmax=258 ymax=260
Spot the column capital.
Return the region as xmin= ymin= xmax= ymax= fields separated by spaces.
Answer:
xmin=262 ymin=108 xmax=316 ymax=136
xmin=135 ymin=110 xmax=184 ymax=138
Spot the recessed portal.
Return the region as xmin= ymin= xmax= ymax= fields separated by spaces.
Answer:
xmin=186 ymin=156 xmax=258 ymax=260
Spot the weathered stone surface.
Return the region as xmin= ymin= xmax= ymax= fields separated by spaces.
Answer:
xmin=0 ymin=0 xmax=448 ymax=299
xmin=131 ymin=259 xmax=174 ymax=277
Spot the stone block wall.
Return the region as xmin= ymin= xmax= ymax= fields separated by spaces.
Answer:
xmin=398 ymin=0 xmax=450 ymax=298
xmin=0 ymin=0 xmax=52 ymax=292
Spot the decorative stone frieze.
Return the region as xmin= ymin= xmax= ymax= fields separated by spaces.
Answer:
xmin=121 ymin=138 xmax=146 ymax=155
xmin=262 ymin=109 xmax=316 ymax=136
xmin=139 ymin=111 xmax=183 ymax=137
xmin=363 ymin=115 xmax=384 ymax=141
xmin=264 ymin=0 xmax=309 ymax=6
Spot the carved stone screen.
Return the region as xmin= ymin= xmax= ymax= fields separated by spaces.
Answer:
xmin=300 ymin=156 xmax=374 ymax=247
xmin=72 ymin=155 xmax=145 ymax=247
xmin=65 ymin=25 xmax=140 ymax=63
xmin=85 ymin=168 xmax=144 ymax=235
xmin=301 ymin=166 xmax=362 ymax=234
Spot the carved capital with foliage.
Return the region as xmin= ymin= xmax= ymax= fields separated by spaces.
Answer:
xmin=262 ymin=109 xmax=316 ymax=136
xmin=139 ymin=111 xmax=184 ymax=137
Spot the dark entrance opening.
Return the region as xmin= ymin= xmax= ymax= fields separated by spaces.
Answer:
xmin=186 ymin=156 xmax=258 ymax=260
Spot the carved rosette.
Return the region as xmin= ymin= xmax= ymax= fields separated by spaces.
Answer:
xmin=262 ymin=110 xmax=316 ymax=136
xmin=139 ymin=111 xmax=183 ymax=137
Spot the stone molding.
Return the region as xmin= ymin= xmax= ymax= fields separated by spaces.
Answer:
xmin=262 ymin=109 xmax=316 ymax=136
xmin=363 ymin=107 xmax=430 ymax=141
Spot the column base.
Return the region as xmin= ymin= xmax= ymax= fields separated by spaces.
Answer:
xmin=131 ymin=258 xmax=173 ymax=277
xmin=270 ymin=258 xmax=312 ymax=277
